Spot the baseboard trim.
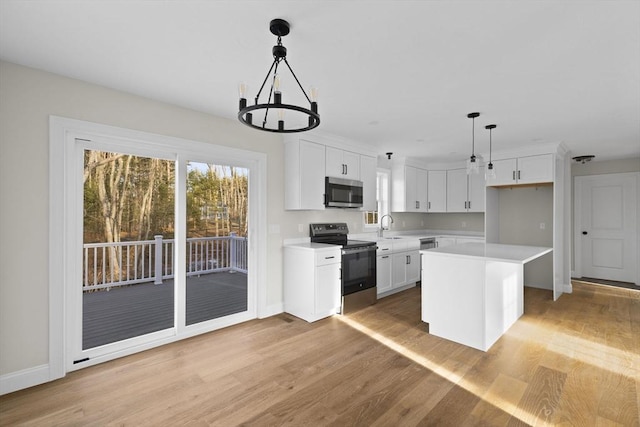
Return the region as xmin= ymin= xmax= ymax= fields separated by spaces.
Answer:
xmin=563 ymin=283 xmax=573 ymax=293
xmin=0 ymin=364 xmax=52 ymax=396
xmin=259 ymin=302 xmax=283 ymax=319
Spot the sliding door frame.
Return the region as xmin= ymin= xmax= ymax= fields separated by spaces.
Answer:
xmin=49 ymin=116 xmax=267 ymax=377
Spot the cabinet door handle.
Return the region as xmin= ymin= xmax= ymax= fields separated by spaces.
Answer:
xmin=428 ymin=201 xmax=431 ymax=210
xmin=345 ymin=164 xmax=348 ymax=175
xmin=468 ymin=201 xmax=471 ymax=210
xmin=381 ymin=248 xmax=389 ymax=251
xmin=518 ymin=170 xmax=521 ymax=180
xmin=381 ymin=255 xmax=389 ymax=259
xmin=325 ymin=256 xmax=335 ymax=260
xmin=406 ymin=255 xmax=410 ymax=264
xmin=512 ymin=170 xmax=516 ymax=181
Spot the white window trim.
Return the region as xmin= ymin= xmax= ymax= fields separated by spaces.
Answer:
xmin=49 ymin=116 xmax=267 ymax=378
xmin=364 ymin=168 xmax=390 ymax=229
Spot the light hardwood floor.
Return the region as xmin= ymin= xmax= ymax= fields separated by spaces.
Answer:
xmin=1 ymin=282 xmax=638 ymax=426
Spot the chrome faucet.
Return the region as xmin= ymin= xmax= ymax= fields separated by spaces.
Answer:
xmin=378 ymin=214 xmax=394 ymax=237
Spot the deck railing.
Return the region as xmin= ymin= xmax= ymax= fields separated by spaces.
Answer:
xmin=83 ymin=234 xmax=248 ymax=291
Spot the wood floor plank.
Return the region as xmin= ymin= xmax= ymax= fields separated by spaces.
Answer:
xmin=1 ymin=282 xmax=638 ymax=426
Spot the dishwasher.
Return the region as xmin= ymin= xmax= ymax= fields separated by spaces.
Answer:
xmin=417 ymin=237 xmax=437 ymax=287
xmin=419 ymin=237 xmax=437 ymax=250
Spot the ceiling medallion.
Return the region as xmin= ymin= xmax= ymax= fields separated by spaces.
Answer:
xmin=238 ymin=19 xmax=320 ymax=133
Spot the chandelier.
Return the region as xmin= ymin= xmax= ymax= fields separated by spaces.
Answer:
xmin=238 ymin=19 xmax=320 ymax=133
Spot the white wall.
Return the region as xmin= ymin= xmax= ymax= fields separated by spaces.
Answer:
xmin=0 ymin=61 xmax=368 ymax=379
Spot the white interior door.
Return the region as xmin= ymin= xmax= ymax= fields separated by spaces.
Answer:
xmin=577 ymin=173 xmax=638 ymax=284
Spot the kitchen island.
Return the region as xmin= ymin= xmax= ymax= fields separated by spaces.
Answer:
xmin=420 ymin=242 xmax=552 ymax=351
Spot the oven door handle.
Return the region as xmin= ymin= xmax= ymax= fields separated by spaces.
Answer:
xmin=342 ymin=246 xmax=378 ymax=255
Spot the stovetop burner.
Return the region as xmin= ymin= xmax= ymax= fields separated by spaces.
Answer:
xmin=309 ymin=223 xmax=376 ymax=248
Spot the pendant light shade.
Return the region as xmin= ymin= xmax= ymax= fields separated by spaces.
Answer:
xmin=238 ymin=19 xmax=320 ymax=133
xmin=485 ymin=124 xmax=497 ymax=180
xmin=466 ymin=112 xmax=480 ymax=175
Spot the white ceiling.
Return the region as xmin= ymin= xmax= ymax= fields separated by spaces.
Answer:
xmin=1 ymin=1 xmax=639 ymax=163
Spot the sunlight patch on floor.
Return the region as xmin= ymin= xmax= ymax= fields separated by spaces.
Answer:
xmin=513 ymin=317 xmax=639 ymax=379
xmin=337 ymin=315 xmax=542 ymax=426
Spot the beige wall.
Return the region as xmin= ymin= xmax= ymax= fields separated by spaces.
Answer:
xmin=496 ymin=185 xmax=555 ymax=289
xmin=0 ymin=61 xmax=367 ymax=377
xmin=572 ymin=157 xmax=640 ymax=177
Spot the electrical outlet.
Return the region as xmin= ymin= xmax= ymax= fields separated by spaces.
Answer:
xmin=540 ymin=222 xmax=546 ymax=230
xmin=461 ymin=221 xmax=467 ymax=228
xmin=298 ymin=224 xmax=304 ymax=233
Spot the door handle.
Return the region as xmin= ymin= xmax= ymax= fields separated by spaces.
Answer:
xmin=406 ymin=255 xmax=410 ymax=264
xmin=582 ymin=231 xmax=588 ymax=235
xmin=518 ymin=170 xmax=521 ymax=180
xmin=512 ymin=171 xmax=516 ymax=180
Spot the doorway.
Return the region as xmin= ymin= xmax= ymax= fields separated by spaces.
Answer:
xmin=50 ymin=117 xmax=265 ymax=374
xmin=574 ymin=172 xmax=639 ymax=286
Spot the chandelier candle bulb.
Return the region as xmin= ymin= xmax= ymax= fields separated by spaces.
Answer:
xmin=238 ymin=83 xmax=248 ymax=109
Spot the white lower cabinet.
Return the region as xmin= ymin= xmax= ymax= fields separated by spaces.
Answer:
xmin=376 ymin=253 xmax=392 ymax=294
xmin=284 ymin=245 xmax=341 ymax=322
xmin=378 ymin=239 xmax=421 ymax=297
xmin=436 ymin=236 xmax=484 ymax=248
xmin=436 ymin=237 xmax=456 ymax=248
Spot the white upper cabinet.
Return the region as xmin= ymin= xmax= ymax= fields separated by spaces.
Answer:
xmin=488 ymin=154 xmax=554 ymax=186
xmin=446 ymin=168 xmax=468 ymax=212
xmin=284 ymin=139 xmax=326 ymax=210
xmin=468 ymin=168 xmax=486 ymax=212
xmin=447 ymin=167 xmax=485 ymax=212
xmin=427 ymin=170 xmax=447 ymax=212
xmin=360 ymin=155 xmax=377 ymax=211
xmin=284 ymin=136 xmax=377 ymax=211
xmin=326 ymin=146 xmax=360 ymax=180
xmin=392 ymin=165 xmax=428 ymax=212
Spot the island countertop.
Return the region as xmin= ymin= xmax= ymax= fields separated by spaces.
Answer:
xmin=421 ymin=242 xmax=552 ymax=264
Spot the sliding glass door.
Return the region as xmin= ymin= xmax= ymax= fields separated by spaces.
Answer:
xmin=66 ymin=131 xmax=257 ymax=370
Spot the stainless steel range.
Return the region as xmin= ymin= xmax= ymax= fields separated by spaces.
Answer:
xmin=309 ymin=223 xmax=377 ymax=313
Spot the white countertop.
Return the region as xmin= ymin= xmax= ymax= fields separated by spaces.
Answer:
xmin=284 ymin=242 xmax=338 ymax=251
xmin=421 ymin=242 xmax=552 ymax=264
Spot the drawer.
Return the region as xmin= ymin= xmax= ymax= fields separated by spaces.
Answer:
xmin=377 ymin=241 xmax=393 ymax=255
xmin=315 ymin=249 xmax=340 ymax=266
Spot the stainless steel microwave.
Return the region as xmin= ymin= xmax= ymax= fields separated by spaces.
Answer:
xmin=325 ymin=177 xmax=363 ymax=208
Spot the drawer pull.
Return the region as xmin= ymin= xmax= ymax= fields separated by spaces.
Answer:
xmin=325 ymin=256 xmax=335 ymax=259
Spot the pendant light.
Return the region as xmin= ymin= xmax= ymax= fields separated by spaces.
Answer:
xmin=466 ymin=112 xmax=480 ymax=175
xmin=238 ymin=19 xmax=320 ymax=133
xmin=485 ymin=124 xmax=496 ymax=180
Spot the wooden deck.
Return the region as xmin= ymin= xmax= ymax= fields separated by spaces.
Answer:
xmin=83 ymin=271 xmax=247 ymax=349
